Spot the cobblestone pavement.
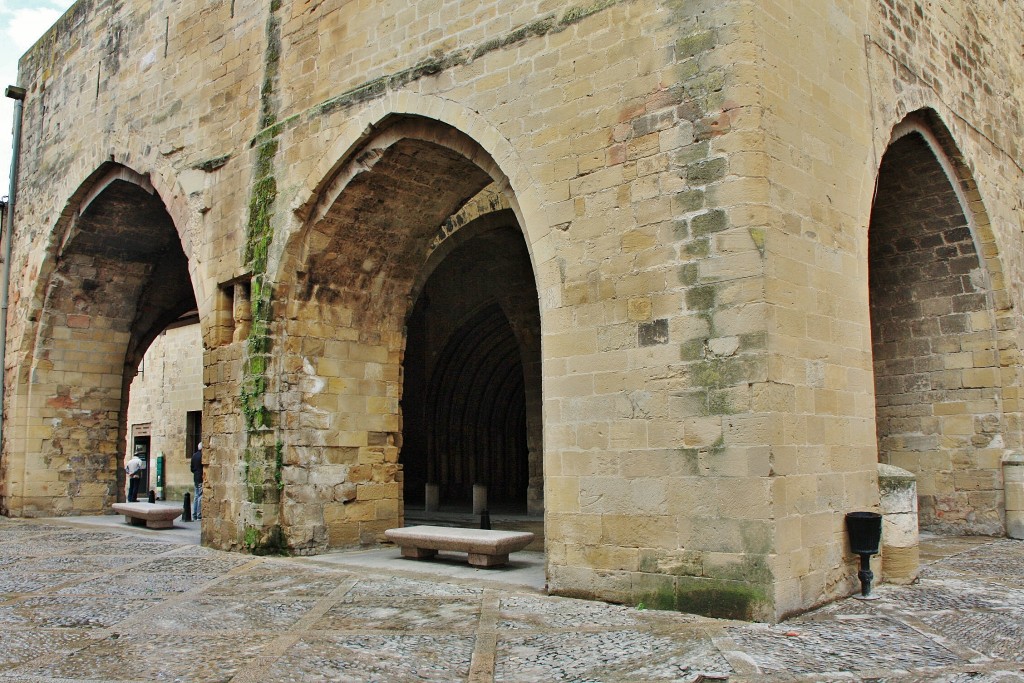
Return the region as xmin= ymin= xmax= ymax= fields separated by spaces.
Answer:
xmin=1 ymin=518 xmax=1023 ymax=682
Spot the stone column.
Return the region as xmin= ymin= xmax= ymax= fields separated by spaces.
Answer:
xmin=424 ymin=483 xmax=439 ymax=512
xmin=232 ymin=282 xmax=252 ymax=342
xmin=527 ymin=483 xmax=544 ymax=516
xmin=472 ymin=484 xmax=487 ymax=515
xmin=1003 ymin=453 xmax=1024 ymax=539
xmin=878 ymin=463 xmax=919 ymax=584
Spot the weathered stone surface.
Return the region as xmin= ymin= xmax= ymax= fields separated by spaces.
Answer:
xmin=3 ymin=519 xmax=1024 ymax=681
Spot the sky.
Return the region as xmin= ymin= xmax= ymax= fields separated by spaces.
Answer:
xmin=0 ymin=0 xmax=75 ymax=193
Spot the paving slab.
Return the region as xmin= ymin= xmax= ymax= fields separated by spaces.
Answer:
xmin=1 ymin=517 xmax=1022 ymax=682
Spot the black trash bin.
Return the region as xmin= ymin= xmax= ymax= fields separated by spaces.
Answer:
xmin=845 ymin=511 xmax=882 ymax=555
xmin=845 ymin=511 xmax=882 ymax=598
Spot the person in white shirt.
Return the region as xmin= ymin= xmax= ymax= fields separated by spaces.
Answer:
xmin=125 ymin=451 xmax=144 ymax=502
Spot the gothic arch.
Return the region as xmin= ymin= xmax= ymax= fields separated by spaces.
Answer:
xmin=4 ymin=161 xmax=202 ymax=516
xmin=273 ymin=114 xmax=544 ymax=549
xmin=868 ymin=109 xmax=1013 ymax=534
xmin=278 ymin=92 xmax=553 ymax=293
xmin=20 ymin=159 xmax=209 ymax=369
xmin=402 ymin=211 xmax=543 ymax=515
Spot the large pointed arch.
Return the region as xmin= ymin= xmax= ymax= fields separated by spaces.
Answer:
xmin=272 ymin=115 xmax=544 ymax=550
xmin=869 ymin=109 xmax=1014 ymax=535
xmin=3 ymin=162 xmax=201 ymax=516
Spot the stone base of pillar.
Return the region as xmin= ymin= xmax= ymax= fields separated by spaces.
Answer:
xmin=879 ymin=463 xmax=920 ymax=584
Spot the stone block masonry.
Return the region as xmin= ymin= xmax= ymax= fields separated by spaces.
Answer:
xmin=1 ymin=0 xmax=1022 ymax=623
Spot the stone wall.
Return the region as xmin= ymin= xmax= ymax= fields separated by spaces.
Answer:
xmin=0 ymin=0 xmax=1021 ymax=622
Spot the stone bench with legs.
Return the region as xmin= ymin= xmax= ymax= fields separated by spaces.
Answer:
xmin=111 ymin=502 xmax=183 ymax=529
xmin=385 ymin=525 xmax=535 ymax=567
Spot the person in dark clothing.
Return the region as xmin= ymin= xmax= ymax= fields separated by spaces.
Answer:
xmin=190 ymin=442 xmax=204 ymax=520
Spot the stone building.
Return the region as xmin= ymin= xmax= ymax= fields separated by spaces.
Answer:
xmin=0 ymin=0 xmax=1021 ymax=621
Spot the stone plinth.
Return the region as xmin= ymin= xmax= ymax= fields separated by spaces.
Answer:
xmin=879 ymin=463 xmax=919 ymax=584
xmin=1003 ymin=454 xmax=1024 ymax=540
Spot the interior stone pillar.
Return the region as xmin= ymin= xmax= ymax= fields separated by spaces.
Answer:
xmin=424 ymin=483 xmax=439 ymax=512
xmin=472 ymin=484 xmax=487 ymax=515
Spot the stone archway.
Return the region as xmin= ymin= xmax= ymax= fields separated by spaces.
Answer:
xmin=4 ymin=164 xmax=197 ymax=516
xmin=276 ymin=116 xmax=542 ymax=550
xmin=401 ymin=208 xmax=542 ymax=516
xmin=868 ymin=114 xmax=1008 ymax=535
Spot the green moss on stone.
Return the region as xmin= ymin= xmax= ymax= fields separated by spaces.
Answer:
xmin=240 ymin=3 xmax=284 ymax=514
xmin=739 ymin=331 xmax=767 ymax=351
xmin=678 ymin=263 xmax=699 ymax=286
xmin=193 ymin=153 xmax=232 ymax=172
xmin=474 ymin=16 xmax=555 ymax=58
xmin=686 ymin=157 xmax=727 ymax=185
xmin=879 ymin=468 xmax=916 ymax=495
xmin=673 ymin=577 xmax=768 ymax=620
xmin=708 ymin=554 xmax=773 ymax=585
xmin=677 ymin=448 xmax=700 ymax=475
xmin=636 ymin=579 xmax=678 ymax=612
xmin=244 ymin=523 xmax=288 ymax=556
xmin=672 ymin=189 xmax=704 ymax=214
xmin=680 ymin=338 xmax=705 ymax=361
xmin=675 ymin=29 xmax=717 ymax=60
xmin=691 ymin=355 xmax=764 ymax=391
xmin=684 ymin=71 xmax=727 ymax=97
xmin=705 ymin=389 xmax=733 ymax=415
xmin=560 ymin=0 xmax=617 ymax=26
xmin=685 ymin=284 xmax=716 ymax=311
xmin=739 ymin=520 xmax=774 ymax=555
xmin=275 ymin=441 xmax=284 ymax=491
xmin=671 ymin=141 xmax=710 ymax=167
xmin=684 ymin=237 xmax=710 ymax=257
xmin=690 ymin=209 xmax=727 ymax=237
xmin=672 ymin=219 xmax=690 ymax=241
xmin=631 ymin=571 xmax=772 ymax=620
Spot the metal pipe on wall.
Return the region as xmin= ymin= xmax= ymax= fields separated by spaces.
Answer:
xmin=1 ymin=85 xmax=27 ymax=467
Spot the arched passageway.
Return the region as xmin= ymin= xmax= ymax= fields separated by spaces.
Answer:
xmin=13 ymin=166 xmax=196 ymax=515
xmin=279 ymin=116 xmax=543 ymax=548
xmin=401 ymin=218 xmax=541 ymax=514
xmin=868 ymin=123 xmax=1005 ymax=534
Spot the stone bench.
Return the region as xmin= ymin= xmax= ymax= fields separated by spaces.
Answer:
xmin=111 ymin=502 xmax=182 ymax=529
xmin=385 ymin=525 xmax=535 ymax=567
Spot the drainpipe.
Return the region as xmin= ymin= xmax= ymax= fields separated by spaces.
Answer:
xmin=0 ymin=85 xmax=27 ymax=458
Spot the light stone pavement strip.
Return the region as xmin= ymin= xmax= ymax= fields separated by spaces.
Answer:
xmin=1 ymin=519 xmax=1023 ymax=682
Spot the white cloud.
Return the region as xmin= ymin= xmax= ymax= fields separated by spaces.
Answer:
xmin=0 ymin=1 xmax=74 ymax=187
xmin=5 ymin=7 xmax=66 ymax=51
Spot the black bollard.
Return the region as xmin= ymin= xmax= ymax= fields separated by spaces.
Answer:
xmin=148 ymin=490 xmax=156 ymax=504
xmin=182 ymin=492 xmax=192 ymax=522
xmin=480 ymin=509 xmax=491 ymax=530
